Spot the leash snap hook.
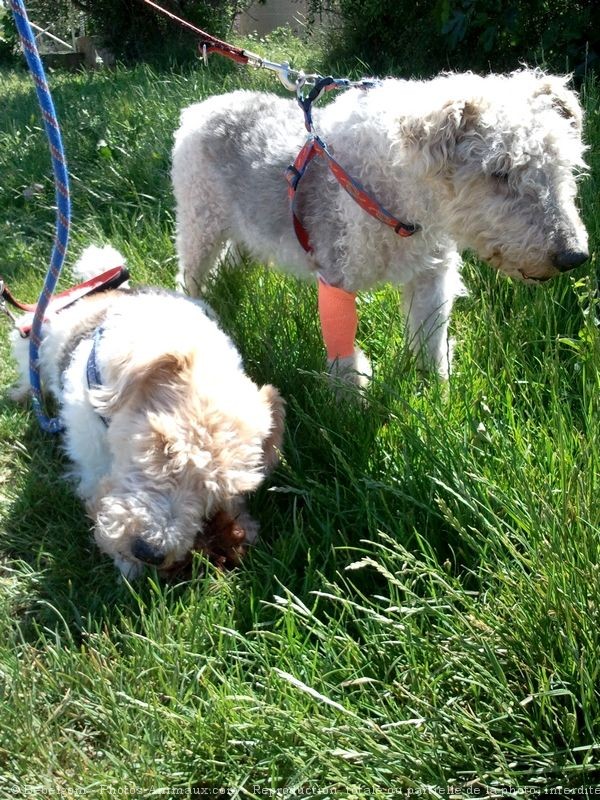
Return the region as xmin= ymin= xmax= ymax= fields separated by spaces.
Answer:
xmin=276 ymin=61 xmax=299 ymax=92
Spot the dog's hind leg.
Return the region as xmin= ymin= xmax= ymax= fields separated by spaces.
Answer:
xmin=174 ymin=200 xmax=229 ymax=298
xmin=172 ymin=130 xmax=231 ymax=297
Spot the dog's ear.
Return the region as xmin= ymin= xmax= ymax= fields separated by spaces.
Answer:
xmin=400 ymin=99 xmax=481 ymax=173
xmin=532 ymin=76 xmax=582 ymax=130
xmin=258 ymin=384 xmax=286 ymax=473
xmin=399 ymin=99 xmax=481 ymax=172
xmin=93 ymin=351 xmax=192 ymax=417
xmin=147 ymin=411 xmax=218 ymax=481
xmin=147 ymin=386 xmax=285 ymax=498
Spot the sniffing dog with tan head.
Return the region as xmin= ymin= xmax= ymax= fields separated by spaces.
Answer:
xmin=10 ymin=247 xmax=285 ymax=579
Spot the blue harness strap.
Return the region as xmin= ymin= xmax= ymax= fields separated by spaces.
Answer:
xmin=86 ymin=326 xmax=109 ymax=427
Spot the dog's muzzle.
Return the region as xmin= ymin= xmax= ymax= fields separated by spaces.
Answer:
xmin=131 ymin=538 xmax=167 ymax=566
xmin=552 ymin=248 xmax=589 ymax=272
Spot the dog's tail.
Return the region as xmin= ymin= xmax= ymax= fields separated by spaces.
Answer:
xmin=72 ymin=245 xmax=128 ymax=286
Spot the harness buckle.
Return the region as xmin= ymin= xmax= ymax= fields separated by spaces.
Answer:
xmin=284 ymin=165 xmax=302 ymax=191
xmin=394 ymin=221 xmax=420 ymax=236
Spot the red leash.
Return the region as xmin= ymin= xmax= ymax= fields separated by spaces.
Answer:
xmin=139 ymin=0 xmax=250 ymax=64
xmin=139 ymin=0 xmax=300 ymax=86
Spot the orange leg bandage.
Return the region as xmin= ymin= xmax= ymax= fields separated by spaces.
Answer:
xmin=317 ymin=278 xmax=358 ymax=360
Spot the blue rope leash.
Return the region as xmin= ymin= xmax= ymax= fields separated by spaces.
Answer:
xmin=10 ymin=0 xmax=71 ymax=434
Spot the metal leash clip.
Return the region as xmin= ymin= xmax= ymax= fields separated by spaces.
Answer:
xmin=242 ymin=50 xmax=302 ymax=92
xmin=272 ymin=60 xmax=302 ymax=92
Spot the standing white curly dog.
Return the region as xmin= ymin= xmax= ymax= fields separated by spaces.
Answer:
xmin=172 ymin=70 xmax=588 ymax=383
xmin=10 ymin=248 xmax=285 ymax=579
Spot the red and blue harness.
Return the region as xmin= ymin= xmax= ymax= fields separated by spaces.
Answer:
xmin=137 ymin=2 xmax=421 ymax=250
xmin=285 ymin=76 xmax=419 ymax=256
xmin=282 ymin=77 xmax=421 ymax=362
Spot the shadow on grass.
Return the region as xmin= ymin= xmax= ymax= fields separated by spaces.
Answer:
xmin=0 ymin=262 xmax=487 ymax=646
xmin=0 ymin=362 xmax=471 ymax=652
xmin=0 ymin=397 xmax=142 ymax=640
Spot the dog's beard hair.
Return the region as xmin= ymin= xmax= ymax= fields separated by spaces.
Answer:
xmin=390 ymin=73 xmax=588 ymax=281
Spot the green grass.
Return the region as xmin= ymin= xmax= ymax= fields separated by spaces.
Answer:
xmin=1 ymin=37 xmax=599 ymax=796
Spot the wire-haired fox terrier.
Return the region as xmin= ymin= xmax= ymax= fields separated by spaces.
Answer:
xmin=172 ymin=69 xmax=588 ymax=384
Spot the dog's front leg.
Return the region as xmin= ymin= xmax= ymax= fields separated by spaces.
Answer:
xmin=317 ymin=278 xmax=372 ymax=391
xmin=8 ymin=329 xmax=33 ymax=402
xmin=402 ymin=267 xmax=461 ymax=378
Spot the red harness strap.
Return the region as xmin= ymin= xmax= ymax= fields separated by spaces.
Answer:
xmin=2 ymin=265 xmax=129 ymax=336
xmin=285 ymin=134 xmax=419 ymax=255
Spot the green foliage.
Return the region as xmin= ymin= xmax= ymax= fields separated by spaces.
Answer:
xmin=308 ymin=0 xmax=598 ymax=77
xmin=436 ymin=0 xmax=598 ymax=77
xmin=310 ymin=0 xmax=446 ymax=77
xmin=19 ymin=0 xmax=253 ymax=64
xmin=10 ymin=0 xmax=73 ymax=44
xmin=0 ymin=7 xmax=19 ymax=66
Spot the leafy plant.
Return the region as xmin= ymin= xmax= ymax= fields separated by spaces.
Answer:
xmin=14 ymin=0 xmax=255 ymax=64
xmin=435 ymin=0 xmax=599 ymax=76
xmin=307 ymin=0 xmax=598 ymax=77
xmin=307 ymin=0 xmax=446 ymax=76
xmin=0 ymin=6 xmax=19 ymax=66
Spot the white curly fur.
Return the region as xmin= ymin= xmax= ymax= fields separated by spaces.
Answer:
xmin=172 ymin=69 xmax=588 ymax=381
xmin=10 ymin=248 xmax=285 ymax=579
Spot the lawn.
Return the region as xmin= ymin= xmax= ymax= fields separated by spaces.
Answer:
xmin=0 ymin=32 xmax=599 ymax=797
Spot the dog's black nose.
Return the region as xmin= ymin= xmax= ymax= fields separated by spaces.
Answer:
xmin=132 ymin=538 xmax=166 ymax=566
xmin=553 ymin=249 xmax=589 ymax=272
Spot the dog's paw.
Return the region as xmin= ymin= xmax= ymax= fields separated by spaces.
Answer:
xmin=327 ymin=348 xmax=372 ymax=399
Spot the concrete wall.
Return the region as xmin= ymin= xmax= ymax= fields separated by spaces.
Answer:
xmin=237 ymin=0 xmax=309 ymax=36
